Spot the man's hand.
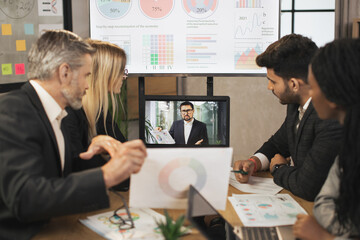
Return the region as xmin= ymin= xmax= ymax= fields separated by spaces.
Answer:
xmin=195 ymin=139 xmax=203 ymax=145
xmin=80 ymin=135 xmax=121 ymax=160
xmin=293 ymin=214 xmax=334 ymax=240
xmin=80 ymin=136 xmax=147 ymax=189
xmin=269 ymin=154 xmax=289 ymax=172
xmin=233 ymin=158 xmax=257 ymax=183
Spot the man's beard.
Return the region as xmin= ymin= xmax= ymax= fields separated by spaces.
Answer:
xmin=61 ymin=76 xmax=85 ymax=110
xmin=274 ymin=86 xmax=301 ymax=105
xmin=183 ymin=115 xmax=192 ymax=121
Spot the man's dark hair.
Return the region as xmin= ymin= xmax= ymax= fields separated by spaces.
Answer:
xmin=311 ymin=38 xmax=360 ymax=234
xmin=180 ymin=101 xmax=194 ymax=110
xmin=256 ymin=34 xmax=318 ymax=83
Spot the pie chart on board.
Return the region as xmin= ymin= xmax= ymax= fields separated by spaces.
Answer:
xmin=139 ymin=0 xmax=174 ymax=19
xmin=96 ymin=0 xmax=132 ymax=19
xmin=182 ymin=0 xmax=218 ymax=19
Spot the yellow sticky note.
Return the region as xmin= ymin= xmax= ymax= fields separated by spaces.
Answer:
xmin=2 ymin=24 xmax=12 ymax=35
xmin=16 ymin=40 xmax=26 ymax=51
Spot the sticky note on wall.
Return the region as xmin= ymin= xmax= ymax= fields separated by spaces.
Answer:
xmin=16 ymin=40 xmax=26 ymax=51
xmin=15 ymin=63 xmax=25 ymax=75
xmin=24 ymin=24 xmax=34 ymax=35
xmin=1 ymin=24 xmax=12 ymax=35
xmin=2 ymin=64 xmax=13 ymax=75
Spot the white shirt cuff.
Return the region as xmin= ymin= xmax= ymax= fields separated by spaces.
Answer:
xmin=253 ymin=153 xmax=270 ymax=171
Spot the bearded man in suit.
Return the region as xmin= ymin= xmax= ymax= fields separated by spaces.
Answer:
xmin=169 ymin=101 xmax=208 ymax=145
xmin=0 ymin=30 xmax=147 ymax=240
xmin=233 ymin=34 xmax=342 ymax=201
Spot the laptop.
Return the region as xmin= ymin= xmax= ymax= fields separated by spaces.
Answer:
xmin=186 ymin=185 xmax=296 ymax=240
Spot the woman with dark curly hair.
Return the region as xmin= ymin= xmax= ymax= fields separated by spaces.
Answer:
xmin=293 ymin=38 xmax=360 ymax=240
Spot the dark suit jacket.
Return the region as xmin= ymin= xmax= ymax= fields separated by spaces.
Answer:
xmin=0 ymin=83 xmax=109 ymax=240
xmin=169 ymin=119 xmax=208 ymax=145
xmin=63 ymin=108 xmax=129 ymax=191
xmin=256 ymin=103 xmax=342 ymax=201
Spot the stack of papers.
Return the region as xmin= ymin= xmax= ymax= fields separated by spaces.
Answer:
xmin=80 ymin=208 xmax=166 ymax=239
xmin=229 ymin=172 xmax=283 ymax=195
xmin=229 ymin=194 xmax=307 ymax=227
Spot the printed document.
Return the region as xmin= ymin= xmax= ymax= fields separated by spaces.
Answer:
xmin=130 ymin=148 xmax=233 ymax=210
xmin=229 ymin=172 xmax=283 ymax=195
xmin=229 ymin=194 xmax=307 ymax=227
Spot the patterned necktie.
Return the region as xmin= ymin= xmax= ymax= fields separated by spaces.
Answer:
xmin=296 ymin=106 xmax=305 ymax=132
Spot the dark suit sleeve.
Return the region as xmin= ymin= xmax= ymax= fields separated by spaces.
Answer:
xmin=169 ymin=122 xmax=175 ymax=139
xmin=256 ymin=119 xmax=291 ymax=160
xmin=0 ymin=94 xmax=109 ymax=222
xmin=272 ymin=119 xmax=342 ymax=201
xmin=201 ymin=123 xmax=209 ymax=145
xmin=96 ymin=111 xmax=126 ymax=142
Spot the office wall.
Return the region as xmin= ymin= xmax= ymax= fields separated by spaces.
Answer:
xmin=72 ymin=0 xmax=286 ymax=162
xmin=181 ymin=77 xmax=286 ymax=161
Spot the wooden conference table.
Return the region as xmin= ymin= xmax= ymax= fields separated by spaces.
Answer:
xmin=33 ymin=172 xmax=314 ymax=240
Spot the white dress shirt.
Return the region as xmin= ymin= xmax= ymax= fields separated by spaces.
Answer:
xmin=184 ymin=118 xmax=194 ymax=144
xmin=30 ymin=80 xmax=68 ymax=171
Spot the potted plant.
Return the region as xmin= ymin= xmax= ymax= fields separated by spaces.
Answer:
xmin=155 ymin=210 xmax=188 ymax=240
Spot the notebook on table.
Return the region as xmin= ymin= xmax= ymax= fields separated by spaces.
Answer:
xmin=186 ymin=185 xmax=296 ymax=240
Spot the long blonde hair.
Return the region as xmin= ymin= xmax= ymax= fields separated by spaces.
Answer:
xmin=82 ymin=39 xmax=127 ymax=140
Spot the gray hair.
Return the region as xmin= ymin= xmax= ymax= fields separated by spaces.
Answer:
xmin=27 ymin=29 xmax=95 ymax=80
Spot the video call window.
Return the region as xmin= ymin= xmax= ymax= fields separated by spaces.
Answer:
xmin=141 ymin=96 xmax=230 ymax=147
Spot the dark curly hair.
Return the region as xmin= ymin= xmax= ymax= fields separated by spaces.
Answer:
xmin=311 ymin=38 xmax=360 ymax=234
xmin=256 ymin=34 xmax=318 ymax=83
xmin=180 ymin=101 xmax=194 ymax=110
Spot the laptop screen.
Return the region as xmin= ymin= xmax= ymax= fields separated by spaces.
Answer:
xmin=187 ymin=185 xmax=238 ymax=240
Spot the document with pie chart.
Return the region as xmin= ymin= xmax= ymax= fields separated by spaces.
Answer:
xmin=129 ymin=148 xmax=233 ymax=210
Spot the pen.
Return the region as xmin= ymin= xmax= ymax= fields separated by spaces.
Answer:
xmin=231 ymin=169 xmax=248 ymax=175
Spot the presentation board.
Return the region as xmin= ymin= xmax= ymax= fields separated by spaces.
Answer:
xmin=90 ymin=0 xmax=280 ymax=76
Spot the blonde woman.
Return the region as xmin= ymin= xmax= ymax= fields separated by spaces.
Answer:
xmin=64 ymin=39 xmax=129 ymax=189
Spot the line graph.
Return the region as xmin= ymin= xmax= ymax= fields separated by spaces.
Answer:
xmin=234 ymin=12 xmax=263 ymax=39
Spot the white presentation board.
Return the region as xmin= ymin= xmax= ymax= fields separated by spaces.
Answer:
xmin=90 ymin=0 xmax=280 ymax=75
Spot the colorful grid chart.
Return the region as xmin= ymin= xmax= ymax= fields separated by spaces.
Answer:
xmin=142 ymin=34 xmax=174 ymax=70
xmin=236 ymin=0 xmax=262 ymax=8
xmin=234 ymin=42 xmax=262 ymax=69
xmin=186 ymin=34 xmax=217 ymax=65
xmin=100 ymin=35 xmax=131 ymax=64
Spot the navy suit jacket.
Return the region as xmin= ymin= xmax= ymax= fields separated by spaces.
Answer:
xmin=256 ymin=102 xmax=342 ymax=201
xmin=0 ymin=83 xmax=109 ymax=240
xmin=169 ymin=119 xmax=208 ymax=145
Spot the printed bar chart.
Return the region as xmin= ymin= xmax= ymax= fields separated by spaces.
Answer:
xmin=186 ymin=34 xmax=217 ymax=65
xmin=100 ymin=35 xmax=131 ymax=64
xmin=236 ymin=0 xmax=262 ymax=8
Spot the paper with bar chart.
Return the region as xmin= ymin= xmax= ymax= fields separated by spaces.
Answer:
xmin=129 ymin=148 xmax=233 ymax=210
xmin=90 ymin=0 xmax=279 ymax=74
